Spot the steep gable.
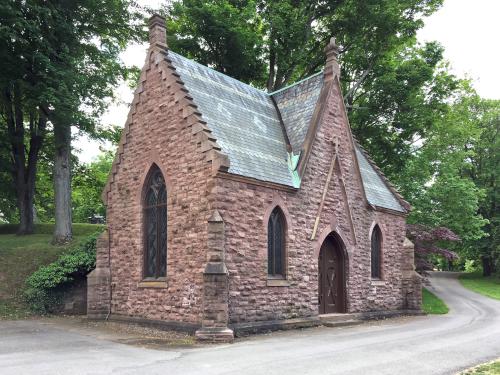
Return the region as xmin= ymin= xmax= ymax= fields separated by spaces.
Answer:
xmin=105 ymin=18 xmax=408 ymax=214
xmin=271 ymin=72 xmax=323 ymax=153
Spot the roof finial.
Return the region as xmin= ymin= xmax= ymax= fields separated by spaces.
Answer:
xmin=324 ymin=37 xmax=340 ymax=81
xmin=148 ymin=14 xmax=167 ymax=49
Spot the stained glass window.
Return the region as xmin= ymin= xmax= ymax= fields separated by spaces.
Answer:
xmin=143 ymin=166 xmax=167 ymax=279
xmin=371 ymin=225 xmax=382 ymax=279
xmin=268 ymin=207 xmax=286 ymax=277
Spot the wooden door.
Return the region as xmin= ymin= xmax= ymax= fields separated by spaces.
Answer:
xmin=318 ymin=237 xmax=345 ymax=314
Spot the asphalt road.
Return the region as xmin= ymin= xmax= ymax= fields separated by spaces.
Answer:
xmin=1 ymin=272 xmax=499 ymax=375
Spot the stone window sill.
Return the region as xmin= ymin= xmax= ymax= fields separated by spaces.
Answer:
xmin=370 ymin=279 xmax=386 ymax=286
xmin=138 ymin=280 xmax=168 ymax=289
xmin=267 ymin=279 xmax=290 ymax=287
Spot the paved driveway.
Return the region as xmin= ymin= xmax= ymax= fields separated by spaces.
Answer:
xmin=1 ymin=272 xmax=499 ymax=375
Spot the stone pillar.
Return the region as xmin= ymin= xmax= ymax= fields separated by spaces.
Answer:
xmin=195 ymin=210 xmax=234 ymax=342
xmin=401 ymin=237 xmax=422 ymax=311
xmin=324 ymin=36 xmax=341 ymax=82
xmin=148 ymin=14 xmax=167 ymax=48
xmin=87 ymin=230 xmax=111 ymax=319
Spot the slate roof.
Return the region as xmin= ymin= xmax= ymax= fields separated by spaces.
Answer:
xmin=168 ymin=51 xmax=294 ymax=186
xmin=167 ymin=50 xmax=406 ymax=213
xmin=355 ymin=146 xmax=404 ymax=212
xmin=271 ymin=72 xmax=323 ymax=153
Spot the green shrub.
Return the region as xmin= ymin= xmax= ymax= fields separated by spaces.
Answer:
xmin=23 ymin=231 xmax=101 ymax=313
xmin=464 ymin=259 xmax=479 ymax=273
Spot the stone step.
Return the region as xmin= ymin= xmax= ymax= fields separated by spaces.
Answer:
xmin=322 ymin=319 xmax=364 ymax=328
xmin=319 ymin=313 xmax=360 ymax=323
xmin=319 ymin=313 xmax=364 ymax=328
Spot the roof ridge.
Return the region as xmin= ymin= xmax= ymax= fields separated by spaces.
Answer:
xmin=168 ymin=50 xmax=268 ymax=95
xmin=168 ymin=50 xmax=324 ymax=97
xmin=352 ymin=137 xmax=411 ymax=212
xmin=268 ymin=71 xmax=323 ymax=96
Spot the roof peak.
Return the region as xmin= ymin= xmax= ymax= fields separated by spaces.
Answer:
xmin=168 ymin=50 xmax=324 ymax=98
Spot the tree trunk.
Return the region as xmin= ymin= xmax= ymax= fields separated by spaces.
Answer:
xmin=482 ymin=255 xmax=492 ymax=277
xmin=4 ymin=86 xmax=45 ymax=235
xmin=53 ymin=123 xmax=72 ymax=244
xmin=16 ymin=157 xmax=37 ymax=235
xmin=16 ymin=183 xmax=34 ymax=234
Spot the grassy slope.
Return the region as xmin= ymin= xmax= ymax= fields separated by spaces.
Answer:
xmin=461 ymin=359 xmax=500 ymax=374
xmin=0 ymin=224 xmax=104 ymax=319
xmin=422 ymin=287 xmax=449 ymax=314
xmin=459 ymin=272 xmax=500 ymax=301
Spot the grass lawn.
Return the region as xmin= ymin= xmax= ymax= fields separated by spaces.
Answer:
xmin=0 ymin=223 xmax=103 ymax=319
xmin=459 ymin=272 xmax=500 ymax=301
xmin=422 ymin=287 xmax=449 ymax=314
xmin=461 ymin=359 xmax=500 ymax=374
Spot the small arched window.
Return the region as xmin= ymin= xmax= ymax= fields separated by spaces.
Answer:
xmin=371 ymin=225 xmax=382 ymax=279
xmin=143 ymin=165 xmax=167 ymax=279
xmin=268 ymin=207 xmax=286 ymax=278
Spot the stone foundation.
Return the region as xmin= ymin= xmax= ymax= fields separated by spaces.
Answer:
xmin=61 ymin=278 xmax=88 ymax=315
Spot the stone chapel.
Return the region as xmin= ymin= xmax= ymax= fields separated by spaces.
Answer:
xmin=87 ymin=14 xmax=422 ymax=342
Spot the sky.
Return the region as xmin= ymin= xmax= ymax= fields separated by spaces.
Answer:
xmin=74 ymin=0 xmax=500 ymax=163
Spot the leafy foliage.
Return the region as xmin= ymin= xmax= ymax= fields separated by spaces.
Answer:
xmin=72 ymin=152 xmax=114 ymax=223
xmin=23 ymin=231 xmax=102 ymax=313
xmin=167 ymin=0 xmax=443 ymax=91
xmin=465 ymin=98 xmax=500 ymax=275
xmin=0 ymin=0 xmax=143 ymax=236
xmin=168 ymin=0 xmax=265 ymax=86
xmin=348 ymin=43 xmax=459 ymax=178
xmin=401 ymin=88 xmax=497 ymax=271
xmin=33 ymin=151 xmax=113 ymax=223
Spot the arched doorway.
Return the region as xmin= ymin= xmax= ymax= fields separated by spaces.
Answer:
xmin=318 ymin=234 xmax=346 ymax=314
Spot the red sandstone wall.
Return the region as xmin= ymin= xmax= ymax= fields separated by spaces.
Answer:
xmin=104 ymin=55 xmax=411 ymax=326
xmin=104 ymin=55 xmax=214 ymax=324
xmin=214 ymin=80 xmax=409 ymax=323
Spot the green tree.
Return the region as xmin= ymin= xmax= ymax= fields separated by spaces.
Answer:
xmin=465 ymin=97 xmax=500 ymax=275
xmin=401 ymin=86 xmax=491 ymax=270
xmin=0 ymin=1 xmax=50 ymax=233
xmin=72 ymin=151 xmax=114 ymax=223
xmin=168 ymin=0 xmax=443 ymax=91
xmin=168 ymin=0 xmax=265 ymax=86
xmin=0 ymin=1 xmax=142 ymax=240
xmin=348 ymin=43 xmax=459 ymax=179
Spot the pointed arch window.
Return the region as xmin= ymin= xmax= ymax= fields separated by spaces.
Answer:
xmin=143 ymin=165 xmax=167 ymax=279
xmin=371 ymin=225 xmax=382 ymax=279
xmin=268 ymin=207 xmax=286 ymax=278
